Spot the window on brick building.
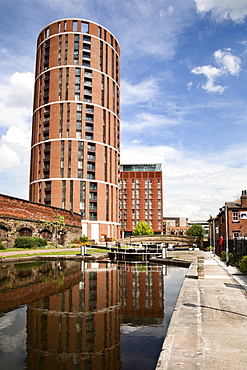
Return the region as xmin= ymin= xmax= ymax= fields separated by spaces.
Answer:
xmin=83 ymin=43 xmax=91 ymax=51
xmin=82 ymin=22 xmax=89 ymax=33
xmin=89 ymin=212 xmax=97 ymax=220
xmin=80 ymin=181 xmax=86 ymax=218
xmin=232 ymin=211 xmax=239 ymax=222
xmin=233 ymin=231 xmax=240 ymax=238
xmin=45 ymin=28 xmax=50 ymax=38
xmin=73 ymin=21 xmax=78 ymax=32
xmin=83 ymin=35 xmax=91 ymax=43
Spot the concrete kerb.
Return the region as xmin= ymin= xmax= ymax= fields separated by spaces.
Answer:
xmin=155 ymin=258 xmax=205 ymax=369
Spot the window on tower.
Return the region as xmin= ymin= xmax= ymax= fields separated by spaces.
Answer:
xmin=73 ymin=21 xmax=78 ymax=32
xmin=81 ymin=22 xmax=89 ymax=33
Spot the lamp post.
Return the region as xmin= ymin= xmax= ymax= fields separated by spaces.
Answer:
xmin=213 ymin=218 xmax=216 ymax=257
xmin=223 ymin=205 xmax=229 ymax=266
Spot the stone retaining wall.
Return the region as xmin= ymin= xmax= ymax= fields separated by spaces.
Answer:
xmin=0 ymin=194 xmax=82 ymax=247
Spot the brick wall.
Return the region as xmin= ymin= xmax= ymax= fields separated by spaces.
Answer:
xmin=0 ymin=193 xmax=82 ymax=247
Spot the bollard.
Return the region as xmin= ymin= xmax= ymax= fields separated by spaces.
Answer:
xmin=197 ymin=256 xmax=204 ymax=279
xmin=81 ymin=244 xmax=86 ymax=256
xmin=162 ymin=247 xmax=167 ymax=259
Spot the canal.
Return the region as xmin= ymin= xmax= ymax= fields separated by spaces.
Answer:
xmin=0 ymin=260 xmax=187 ymax=369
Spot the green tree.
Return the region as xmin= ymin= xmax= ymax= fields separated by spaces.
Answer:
xmin=187 ymin=224 xmax=205 ymax=237
xmin=132 ymin=221 xmax=154 ymax=236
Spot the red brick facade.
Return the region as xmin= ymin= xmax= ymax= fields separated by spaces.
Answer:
xmin=210 ymin=191 xmax=247 ymax=244
xmin=119 ymin=164 xmax=163 ymax=237
xmin=29 ymin=19 xmax=120 ymax=241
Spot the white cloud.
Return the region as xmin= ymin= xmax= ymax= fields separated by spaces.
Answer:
xmin=187 ymin=81 xmax=193 ymax=91
xmin=8 ymin=72 xmax=34 ymax=108
xmin=197 ymin=0 xmax=247 ymax=23
xmin=195 ymin=0 xmax=247 ymax=23
xmin=2 ymin=126 xmax=31 ymax=149
xmin=121 ymin=144 xmax=177 ymax=165
xmin=0 ymin=126 xmax=31 ymax=171
xmin=121 ymin=142 xmax=247 ymax=220
xmin=108 ymin=0 xmax=196 ymax=60
xmin=121 ymin=78 xmax=160 ymax=105
xmin=0 ymin=144 xmax=20 ymax=170
xmin=132 ymin=139 xmax=142 ymax=144
xmin=0 ymin=72 xmax=33 ymax=197
xmin=214 ymin=49 xmax=241 ymax=75
xmin=191 ymin=49 xmax=241 ymax=93
xmin=0 ymin=72 xmax=34 ymax=128
xmin=121 ymin=112 xmax=180 ymax=132
xmin=191 ymin=65 xmax=226 ymax=93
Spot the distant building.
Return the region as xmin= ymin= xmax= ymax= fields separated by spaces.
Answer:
xmin=163 ymin=217 xmax=188 ymax=235
xmin=188 ymin=220 xmax=209 ymax=237
xmin=29 ymin=19 xmax=121 ymax=242
xmin=209 ymin=190 xmax=247 ymax=252
xmin=119 ymin=164 xmax=163 ymax=238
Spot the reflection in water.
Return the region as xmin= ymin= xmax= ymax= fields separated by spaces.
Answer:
xmin=0 ymin=260 xmax=187 ymax=369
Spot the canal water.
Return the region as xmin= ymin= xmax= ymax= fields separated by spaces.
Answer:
xmin=0 ymin=260 xmax=187 ymax=370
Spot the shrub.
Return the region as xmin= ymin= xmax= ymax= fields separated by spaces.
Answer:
xmin=221 ymin=251 xmax=226 ymax=261
xmin=221 ymin=251 xmax=235 ymax=265
xmin=71 ymin=239 xmax=81 ymax=244
xmin=14 ymin=236 xmax=47 ymax=249
xmin=239 ymin=256 xmax=247 ymax=274
xmin=80 ymin=236 xmax=88 ymax=243
xmin=0 ymin=238 xmax=6 ymax=250
xmin=228 ymin=253 xmax=234 ymax=266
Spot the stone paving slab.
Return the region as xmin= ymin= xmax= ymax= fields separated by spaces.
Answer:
xmin=156 ymin=251 xmax=247 ymax=370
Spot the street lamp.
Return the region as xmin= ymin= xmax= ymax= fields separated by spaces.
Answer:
xmin=212 ymin=218 xmax=216 ymax=257
xmin=222 ymin=205 xmax=229 ymax=266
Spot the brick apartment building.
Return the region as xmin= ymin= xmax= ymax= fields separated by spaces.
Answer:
xmin=208 ymin=190 xmax=247 ymax=254
xmin=163 ymin=217 xmax=189 ymax=235
xmin=29 ymin=19 xmax=120 ymax=242
xmin=119 ymin=164 xmax=163 ymax=238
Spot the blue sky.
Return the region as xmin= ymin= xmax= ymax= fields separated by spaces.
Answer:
xmin=1 ymin=0 xmax=247 ymax=221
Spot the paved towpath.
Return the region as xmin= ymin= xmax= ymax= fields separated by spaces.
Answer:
xmin=156 ymin=250 xmax=247 ymax=370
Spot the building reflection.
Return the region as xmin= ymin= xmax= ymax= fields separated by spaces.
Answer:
xmin=118 ymin=263 xmax=165 ymax=326
xmin=25 ymin=262 xmax=121 ymax=370
xmin=0 ymin=260 xmax=167 ymax=369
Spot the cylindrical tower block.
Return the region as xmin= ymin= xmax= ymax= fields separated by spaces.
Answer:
xmin=29 ymin=19 xmax=120 ymax=240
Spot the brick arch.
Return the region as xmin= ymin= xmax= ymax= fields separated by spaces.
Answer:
xmin=0 ymin=223 xmax=9 ymax=240
xmin=39 ymin=229 xmax=52 ymax=240
xmin=17 ymin=224 xmax=35 ymax=233
xmin=0 ymin=221 xmax=11 ymax=231
xmin=18 ymin=226 xmax=34 ymax=237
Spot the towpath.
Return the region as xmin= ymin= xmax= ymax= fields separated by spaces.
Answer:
xmin=156 ymin=249 xmax=247 ymax=370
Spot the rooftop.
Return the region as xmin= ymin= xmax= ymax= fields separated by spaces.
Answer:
xmin=120 ymin=163 xmax=162 ymax=172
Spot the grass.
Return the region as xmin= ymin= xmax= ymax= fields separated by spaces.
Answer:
xmin=0 ymin=248 xmax=108 ymax=259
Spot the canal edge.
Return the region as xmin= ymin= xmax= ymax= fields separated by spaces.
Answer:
xmin=155 ymin=260 xmax=205 ymax=369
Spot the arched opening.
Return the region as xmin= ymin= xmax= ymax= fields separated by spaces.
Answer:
xmin=0 ymin=225 xmax=8 ymax=240
xmin=40 ymin=229 xmax=52 ymax=240
xmin=19 ymin=228 xmax=32 ymax=237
